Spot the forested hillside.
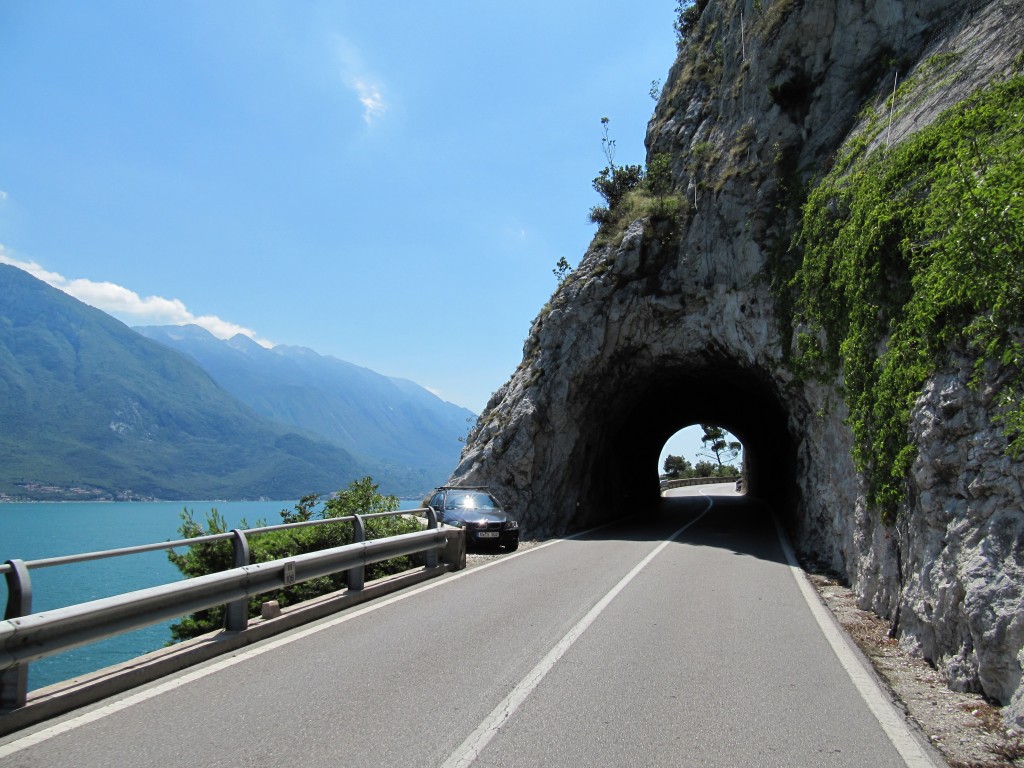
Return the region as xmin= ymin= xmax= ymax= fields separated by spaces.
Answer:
xmin=0 ymin=264 xmax=371 ymax=500
xmin=135 ymin=324 xmax=473 ymax=492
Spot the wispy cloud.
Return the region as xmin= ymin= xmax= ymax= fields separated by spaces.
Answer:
xmin=0 ymin=249 xmax=273 ymax=346
xmin=352 ymin=79 xmax=386 ymax=124
xmin=335 ymin=37 xmax=387 ymax=125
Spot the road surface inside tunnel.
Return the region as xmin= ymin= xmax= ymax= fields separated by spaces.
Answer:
xmin=0 ymin=485 xmax=939 ymax=767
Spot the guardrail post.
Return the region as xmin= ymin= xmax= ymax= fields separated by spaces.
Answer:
xmin=424 ymin=508 xmax=439 ymax=568
xmin=444 ymin=528 xmax=466 ymax=571
xmin=225 ymin=530 xmax=250 ymax=632
xmin=347 ymin=515 xmax=365 ymax=591
xmin=1 ymin=559 xmax=31 ymax=710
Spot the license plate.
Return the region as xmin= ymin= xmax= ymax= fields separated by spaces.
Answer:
xmin=477 ymin=531 xmax=499 ymax=538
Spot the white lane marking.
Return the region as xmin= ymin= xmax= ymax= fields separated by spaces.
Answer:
xmin=0 ymin=520 xmax=626 ymax=757
xmin=772 ymin=516 xmax=942 ymax=768
xmin=441 ymin=499 xmax=713 ymax=768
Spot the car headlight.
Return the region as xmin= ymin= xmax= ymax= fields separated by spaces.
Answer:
xmin=505 ymin=520 xmax=519 ymax=530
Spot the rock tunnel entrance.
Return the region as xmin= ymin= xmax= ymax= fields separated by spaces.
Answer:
xmin=566 ymin=357 xmax=800 ymax=532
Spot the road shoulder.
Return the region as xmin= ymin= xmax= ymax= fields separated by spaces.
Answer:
xmin=804 ymin=561 xmax=1024 ymax=768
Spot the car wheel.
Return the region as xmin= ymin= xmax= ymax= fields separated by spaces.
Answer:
xmin=504 ymin=540 xmax=519 ymax=552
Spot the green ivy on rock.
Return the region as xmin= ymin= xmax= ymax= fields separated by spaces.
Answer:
xmin=790 ymin=76 xmax=1024 ymax=521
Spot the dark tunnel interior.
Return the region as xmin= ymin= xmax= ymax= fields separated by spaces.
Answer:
xmin=570 ymin=357 xmax=800 ymax=528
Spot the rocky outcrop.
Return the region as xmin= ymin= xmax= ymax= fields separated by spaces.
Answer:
xmin=901 ymin=362 xmax=1024 ymax=711
xmin=451 ymin=0 xmax=1024 ymax=723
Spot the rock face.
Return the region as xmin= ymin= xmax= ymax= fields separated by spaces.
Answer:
xmin=451 ymin=0 xmax=1024 ymax=723
xmin=901 ymin=363 xmax=1024 ymax=711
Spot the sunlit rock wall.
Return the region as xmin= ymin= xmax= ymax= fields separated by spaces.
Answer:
xmin=451 ymin=0 xmax=1024 ymax=723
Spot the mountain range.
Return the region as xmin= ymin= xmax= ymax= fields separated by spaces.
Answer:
xmin=134 ymin=324 xmax=474 ymax=490
xmin=0 ymin=264 xmax=471 ymax=500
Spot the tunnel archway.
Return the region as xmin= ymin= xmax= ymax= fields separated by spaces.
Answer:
xmin=564 ymin=355 xmax=800 ymax=532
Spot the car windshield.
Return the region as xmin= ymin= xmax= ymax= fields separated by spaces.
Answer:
xmin=445 ymin=492 xmax=497 ymax=510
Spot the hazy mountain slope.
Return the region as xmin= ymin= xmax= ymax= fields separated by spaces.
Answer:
xmin=0 ymin=264 xmax=369 ymax=500
xmin=134 ymin=325 xmax=473 ymax=487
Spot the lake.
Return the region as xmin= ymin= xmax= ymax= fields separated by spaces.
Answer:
xmin=0 ymin=498 xmax=421 ymax=692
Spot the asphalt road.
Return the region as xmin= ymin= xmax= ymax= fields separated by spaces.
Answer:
xmin=0 ymin=486 xmax=941 ymax=767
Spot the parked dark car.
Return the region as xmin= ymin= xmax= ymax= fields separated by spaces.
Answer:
xmin=425 ymin=487 xmax=519 ymax=551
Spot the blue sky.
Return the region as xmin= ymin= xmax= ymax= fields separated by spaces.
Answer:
xmin=0 ymin=1 xmax=720 ymax=466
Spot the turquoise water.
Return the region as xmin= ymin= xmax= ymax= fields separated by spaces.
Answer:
xmin=0 ymin=499 xmax=419 ymax=691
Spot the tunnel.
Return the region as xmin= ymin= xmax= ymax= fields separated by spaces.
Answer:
xmin=563 ymin=353 xmax=801 ymax=532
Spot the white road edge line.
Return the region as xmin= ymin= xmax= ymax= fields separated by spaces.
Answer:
xmin=440 ymin=498 xmax=714 ymax=768
xmin=0 ymin=519 xmax=623 ymax=757
xmin=771 ymin=515 xmax=943 ymax=768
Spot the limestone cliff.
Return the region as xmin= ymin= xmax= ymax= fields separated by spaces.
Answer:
xmin=451 ymin=0 xmax=1024 ymax=723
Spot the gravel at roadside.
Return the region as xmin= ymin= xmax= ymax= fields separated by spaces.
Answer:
xmin=803 ymin=561 xmax=1024 ymax=768
xmin=463 ymin=539 xmax=544 ymax=569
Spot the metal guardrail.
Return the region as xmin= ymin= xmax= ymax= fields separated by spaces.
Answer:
xmin=0 ymin=508 xmax=450 ymax=711
xmin=660 ymin=476 xmax=738 ymax=490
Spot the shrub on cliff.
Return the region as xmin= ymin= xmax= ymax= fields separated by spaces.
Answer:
xmin=674 ymin=0 xmax=709 ymax=45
